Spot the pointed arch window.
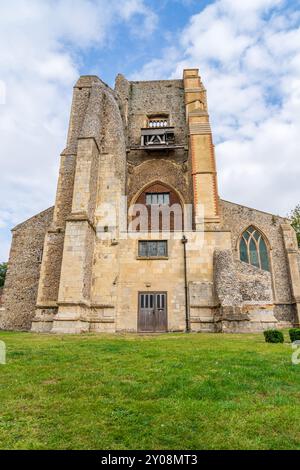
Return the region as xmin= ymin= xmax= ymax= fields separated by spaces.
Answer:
xmin=131 ymin=182 xmax=183 ymax=232
xmin=239 ymin=226 xmax=270 ymax=271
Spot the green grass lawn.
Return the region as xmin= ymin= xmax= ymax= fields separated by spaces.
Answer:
xmin=0 ymin=331 xmax=299 ymax=450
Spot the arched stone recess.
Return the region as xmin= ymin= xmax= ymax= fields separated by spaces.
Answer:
xmin=127 ymin=158 xmax=192 ymax=207
xmin=132 ymin=180 xmax=184 ymax=207
xmin=219 ymin=199 xmax=295 ymax=324
xmin=237 ymin=224 xmax=271 ymax=271
xmin=129 ymin=180 xmax=185 ymax=232
xmin=236 ymin=224 xmax=276 ymax=304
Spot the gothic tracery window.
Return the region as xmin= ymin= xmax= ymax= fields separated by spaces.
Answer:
xmin=239 ymin=226 xmax=270 ymax=271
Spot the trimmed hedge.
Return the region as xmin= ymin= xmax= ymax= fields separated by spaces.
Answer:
xmin=263 ymin=329 xmax=284 ymax=343
xmin=289 ymin=328 xmax=300 ymax=343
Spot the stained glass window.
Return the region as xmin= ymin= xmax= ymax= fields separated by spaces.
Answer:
xmin=259 ymin=238 xmax=269 ymax=271
xmin=240 ymin=237 xmax=248 ymax=263
xmin=249 ymin=238 xmax=259 ymax=268
xmin=239 ymin=226 xmax=270 ymax=271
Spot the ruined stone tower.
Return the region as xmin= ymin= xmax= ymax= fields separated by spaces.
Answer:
xmin=1 ymin=69 xmax=300 ymax=333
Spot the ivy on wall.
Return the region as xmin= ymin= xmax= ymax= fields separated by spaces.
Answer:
xmin=290 ymin=205 xmax=300 ymax=248
xmin=0 ymin=262 xmax=7 ymax=288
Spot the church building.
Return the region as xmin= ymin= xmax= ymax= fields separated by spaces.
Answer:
xmin=1 ymin=69 xmax=300 ymax=333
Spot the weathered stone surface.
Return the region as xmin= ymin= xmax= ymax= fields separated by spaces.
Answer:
xmin=220 ymin=199 xmax=297 ymax=325
xmin=214 ymin=249 xmax=243 ymax=307
xmin=220 ymin=199 xmax=291 ymax=299
xmin=127 ymin=159 xmax=192 ymax=207
xmin=0 ymin=287 xmax=3 ymax=307
xmin=214 ymin=249 xmax=278 ymax=332
xmin=236 ymin=260 xmax=273 ymax=303
xmin=1 ymin=207 xmax=53 ymax=330
xmin=2 ymin=69 xmax=300 ymax=333
xmin=128 ymin=79 xmax=187 ymax=148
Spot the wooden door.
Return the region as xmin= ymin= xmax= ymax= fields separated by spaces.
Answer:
xmin=138 ymin=292 xmax=167 ymax=332
xmin=155 ymin=292 xmax=167 ymax=332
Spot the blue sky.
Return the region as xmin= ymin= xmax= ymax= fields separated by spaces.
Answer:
xmin=82 ymin=0 xmax=214 ymax=85
xmin=0 ymin=0 xmax=300 ymax=261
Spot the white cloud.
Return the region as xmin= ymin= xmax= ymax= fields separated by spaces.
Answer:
xmin=1 ymin=0 xmax=299 ymax=262
xmin=0 ymin=0 xmax=157 ymax=261
xmin=134 ymin=0 xmax=300 ymax=217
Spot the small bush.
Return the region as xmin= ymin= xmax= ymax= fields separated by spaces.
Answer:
xmin=289 ymin=328 xmax=300 ymax=343
xmin=263 ymin=329 xmax=284 ymax=343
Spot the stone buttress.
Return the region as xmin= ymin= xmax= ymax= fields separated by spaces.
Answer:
xmin=1 ymin=68 xmax=299 ymax=334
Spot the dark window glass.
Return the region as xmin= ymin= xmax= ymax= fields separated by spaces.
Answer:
xmin=249 ymin=238 xmax=259 ymax=267
xmin=139 ymin=241 xmax=148 ymax=257
xmin=148 ymin=242 xmax=158 ymax=257
xmin=157 ymin=294 xmax=165 ymax=309
xmin=157 ymin=241 xmax=167 ymax=257
xmin=259 ymin=238 xmax=270 ymax=271
xmin=254 ymin=231 xmax=260 ymax=241
xmin=239 ymin=227 xmax=270 ymax=272
xmin=240 ymin=237 xmax=248 ymax=263
xmin=138 ymin=241 xmax=168 ymax=258
xmin=243 ymin=231 xmax=250 ymax=241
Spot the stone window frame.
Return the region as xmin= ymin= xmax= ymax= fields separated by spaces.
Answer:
xmin=238 ymin=225 xmax=271 ymax=272
xmin=237 ymin=224 xmax=279 ymax=303
xmin=129 ymin=180 xmax=185 ymax=233
xmin=146 ymin=192 xmax=170 ymax=206
xmin=145 ymin=113 xmax=170 ymax=129
xmin=137 ymin=240 xmax=169 ymax=260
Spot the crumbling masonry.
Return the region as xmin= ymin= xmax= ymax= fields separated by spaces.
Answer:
xmin=1 ymin=69 xmax=300 ymax=333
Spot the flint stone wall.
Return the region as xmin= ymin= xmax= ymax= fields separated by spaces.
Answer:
xmin=219 ymin=199 xmax=298 ymax=324
xmin=220 ymin=199 xmax=291 ymax=303
xmin=214 ymin=249 xmax=273 ymax=310
xmin=1 ymin=207 xmax=54 ymax=330
xmin=214 ymin=250 xmax=273 ymax=305
xmin=126 ymin=79 xmax=193 ymax=208
xmin=236 ymin=260 xmax=273 ymax=303
xmin=128 ymin=79 xmax=187 ymax=148
xmin=213 ymin=249 xmax=242 ymax=307
xmin=214 ymin=249 xmax=277 ymax=331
